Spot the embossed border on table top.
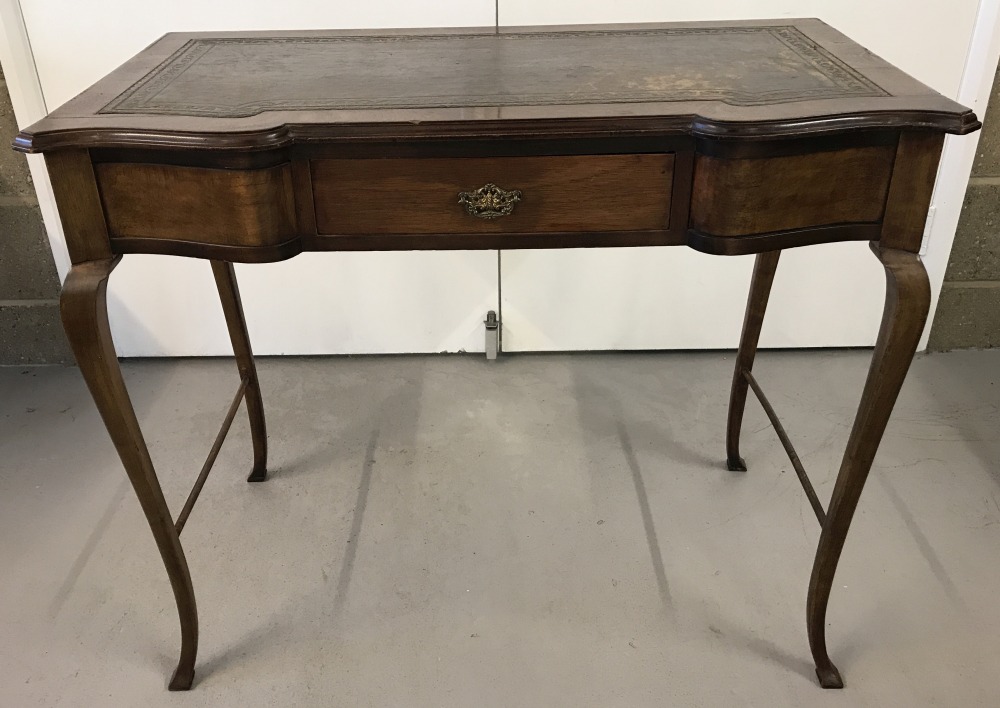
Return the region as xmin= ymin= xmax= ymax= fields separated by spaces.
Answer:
xmin=100 ymin=26 xmax=888 ymax=118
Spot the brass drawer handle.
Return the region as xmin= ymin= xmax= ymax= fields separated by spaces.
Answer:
xmin=458 ymin=183 xmax=522 ymax=219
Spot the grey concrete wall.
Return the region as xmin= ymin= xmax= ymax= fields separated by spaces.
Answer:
xmin=0 ymin=65 xmax=71 ymax=364
xmin=929 ymin=66 xmax=1000 ymax=350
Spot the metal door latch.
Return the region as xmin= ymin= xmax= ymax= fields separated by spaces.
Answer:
xmin=484 ymin=310 xmax=499 ymax=360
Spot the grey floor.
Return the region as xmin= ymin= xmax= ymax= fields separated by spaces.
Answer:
xmin=2 ymin=350 xmax=999 ymax=707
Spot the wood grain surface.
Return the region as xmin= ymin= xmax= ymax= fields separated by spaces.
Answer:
xmin=312 ymin=154 xmax=674 ymax=234
xmin=96 ymin=162 xmax=297 ymax=247
xmin=689 ymin=145 xmax=896 ymax=236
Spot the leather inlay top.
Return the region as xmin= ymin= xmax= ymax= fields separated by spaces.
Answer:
xmin=100 ymin=27 xmax=887 ymax=117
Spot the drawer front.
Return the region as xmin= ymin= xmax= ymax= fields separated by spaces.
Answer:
xmin=312 ymin=154 xmax=674 ymax=235
xmin=97 ymin=162 xmax=297 ymax=247
xmin=689 ymin=145 xmax=896 ymax=237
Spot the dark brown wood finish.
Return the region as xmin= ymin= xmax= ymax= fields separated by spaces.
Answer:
xmin=97 ymin=162 xmax=297 ymax=247
xmin=211 ymin=261 xmax=268 ymax=483
xmin=290 ymin=160 xmax=318 ymax=237
xmin=880 ymin=131 xmax=946 ymax=252
xmin=727 ymin=250 xmax=781 ymax=471
xmin=312 ymin=154 xmax=674 ymax=234
xmin=686 ymin=223 xmax=881 ymax=256
xmin=45 ymin=150 xmax=112 ymax=264
xmin=808 ymin=244 xmax=931 ymax=688
xmin=690 ymin=145 xmax=895 ymax=237
xmin=60 ymin=258 xmax=198 ymax=690
xmin=17 ymin=20 xmax=978 ymax=691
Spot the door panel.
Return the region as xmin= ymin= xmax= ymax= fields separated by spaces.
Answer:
xmin=106 ymin=252 xmax=498 ymax=356
xmin=499 ymin=244 xmax=885 ymax=351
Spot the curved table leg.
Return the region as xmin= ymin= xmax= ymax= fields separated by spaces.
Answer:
xmin=726 ymin=250 xmax=781 ymax=471
xmin=807 ymin=245 xmax=930 ymax=688
xmin=61 ymin=258 xmax=198 ymax=690
xmin=211 ymin=261 xmax=268 ymax=482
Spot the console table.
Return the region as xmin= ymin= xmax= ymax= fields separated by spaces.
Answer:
xmin=14 ymin=20 xmax=979 ymax=691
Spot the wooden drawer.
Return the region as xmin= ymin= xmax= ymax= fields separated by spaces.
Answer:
xmin=689 ymin=145 xmax=896 ymax=237
xmin=97 ymin=162 xmax=297 ymax=248
xmin=311 ymin=154 xmax=674 ymax=235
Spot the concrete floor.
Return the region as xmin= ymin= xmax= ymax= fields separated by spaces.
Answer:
xmin=1 ymin=350 xmax=999 ymax=707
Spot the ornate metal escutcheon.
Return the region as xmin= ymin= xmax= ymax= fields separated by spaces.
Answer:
xmin=458 ymin=183 xmax=522 ymax=219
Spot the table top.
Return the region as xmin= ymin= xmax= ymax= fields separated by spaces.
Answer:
xmin=15 ymin=19 xmax=977 ymax=153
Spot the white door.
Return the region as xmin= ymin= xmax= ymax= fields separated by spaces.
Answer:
xmin=497 ymin=2 xmax=986 ymax=352
xmin=14 ymin=1 xmax=499 ymax=356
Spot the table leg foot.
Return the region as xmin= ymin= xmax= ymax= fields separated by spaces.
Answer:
xmin=62 ymin=258 xmax=200 ymax=691
xmin=726 ymin=250 xmax=780 ymax=472
xmin=815 ymin=662 xmax=844 ymax=689
xmin=212 ymin=261 xmax=269 ymax=484
xmin=168 ymin=665 xmax=195 ymax=691
xmin=806 ymin=244 xmax=930 ymax=690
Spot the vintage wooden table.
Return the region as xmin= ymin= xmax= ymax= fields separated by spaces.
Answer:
xmin=14 ymin=20 xmax=979 ymax=690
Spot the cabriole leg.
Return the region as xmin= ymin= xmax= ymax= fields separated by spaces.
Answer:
xmin=60 ymin=258 xmax=198 ymax=690
xmin=807 ymin=245 xmax=930 ymax=688
xmin=211 ymin=261 xmax=268 ymax=482
xmin=726 ymin=250 xmax=781 ymax=471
